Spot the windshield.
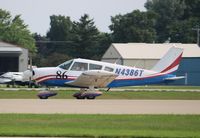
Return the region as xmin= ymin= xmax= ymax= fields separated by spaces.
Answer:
xmin=58 ymin=60 xmax=73 ymax=70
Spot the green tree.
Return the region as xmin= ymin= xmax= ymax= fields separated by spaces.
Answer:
xmin=47 ymin=15 xmax=74 ymax=41
xmin=109 ymin=10 xmax=156 ymax=43
xmin=92 ymin=32 xmax=112 ymax=60
xmin=182 ymin=0 xmax=200 ymax=19
xmin=33 ymin=33 xmax=49 ymax=66
xmin=33 ymin=33 xmax=49 ymax=57
xmin=168 ymin=18 xmax=198 ymax=43
xmin=33 ymin=33 xmax=73 ymax=67
xmin=0 ymin=9 xmax=36 ymax=52
xmin=46 ymin=15 xmax=74 ymax=56
xmin=34 ymin=14 xmax=111 ymax=66
xmin=72 ymin=14 xmax=100 ymax=59
xmin=145 ymin=0 xmax=200 ymax=43
xmin=41 ymin=52 xmax=71 ymax=67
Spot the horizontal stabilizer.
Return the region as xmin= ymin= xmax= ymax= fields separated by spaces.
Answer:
xmin=164 ymin=76 xmax=185 ymax=81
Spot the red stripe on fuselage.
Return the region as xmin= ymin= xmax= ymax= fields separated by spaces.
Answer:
xmin=38 ymin=77 xmax=76 ymax=83
xmin=37 ymin=71 xmax=174 ymax=83
xmin=35 ymin=75 xmax=56 ymax=81
xmin=35 ymin=75 xmax=77 ymax=82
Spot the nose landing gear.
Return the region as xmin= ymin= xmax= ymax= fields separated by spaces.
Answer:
xmin=37 ymin=90 xmax=57 ymax=99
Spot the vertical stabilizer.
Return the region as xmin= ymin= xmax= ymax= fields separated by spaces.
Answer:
xmin=151 ymin=47 xmax=183 ymax=73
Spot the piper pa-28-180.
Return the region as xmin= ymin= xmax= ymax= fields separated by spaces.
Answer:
xmin=23 ymin=47 xmax=184 ymax=99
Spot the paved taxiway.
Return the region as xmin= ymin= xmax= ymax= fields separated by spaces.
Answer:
xmin=0 ymin=99 xmax=200 ymax=114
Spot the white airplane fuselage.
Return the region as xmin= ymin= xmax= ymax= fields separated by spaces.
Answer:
xmin=28 ymin=58 xmax=175 ymax=88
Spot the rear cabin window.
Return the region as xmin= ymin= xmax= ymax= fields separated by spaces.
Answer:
xmin=71 ymin=62 xmax=88 ymax=71
xmin=104 ymin=66 xmax=114 ymax=72
xmin=89 ymin=63 xmax=102 ymax=70
xmin=58 ymin=60 xmax=73 ymax=70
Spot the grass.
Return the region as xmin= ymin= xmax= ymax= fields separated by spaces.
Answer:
xmin=0 ymin=90 xmax=200 ymax=99
xmin=115 ymin=85 xmax=200 ymax=90
xmin=0 ymin=114 xmax=199 ymax=138
xmin=98 ymin=91 xmax=200 ymax=100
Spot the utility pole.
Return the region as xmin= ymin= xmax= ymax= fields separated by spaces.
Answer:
xmin=192 ymin=26 xmax=200 ymax=46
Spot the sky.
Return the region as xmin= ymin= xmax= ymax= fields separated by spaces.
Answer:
xmin=0 ymin=0 xmax=147 ymax=35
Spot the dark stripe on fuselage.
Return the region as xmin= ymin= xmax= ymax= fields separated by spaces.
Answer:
xmin=39 ymin=73 xmax=174 ymax=87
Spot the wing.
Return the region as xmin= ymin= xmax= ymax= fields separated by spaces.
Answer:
xmin=65 ymin=70 xmax=118 ymax=88
xmin=0 ymin=77 xmax=12 ymax=84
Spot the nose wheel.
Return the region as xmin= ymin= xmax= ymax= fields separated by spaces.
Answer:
xmin=37 ymin=90 xmax=57 ymax=99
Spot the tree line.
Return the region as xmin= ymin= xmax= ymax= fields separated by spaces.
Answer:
xmin=33 ymin=14 xmax=112 ymax=66
xmin=0 ymin=0 xmax=199 ymax=67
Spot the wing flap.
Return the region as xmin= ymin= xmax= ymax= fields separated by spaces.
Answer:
xmin=65 ymin=70 xmax=118 ymax=88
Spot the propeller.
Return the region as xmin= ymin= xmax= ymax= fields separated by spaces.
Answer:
xmin=22 ymin=69 xmax=33 ymax=82
xmin=29 ymin=55 xmax=33 ymax=87
xmin=22 ymin=53 xmax=35 ymax=87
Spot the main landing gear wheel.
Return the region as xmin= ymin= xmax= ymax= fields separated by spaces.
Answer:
xmin=76 ymin=95 xmax=86 ymax=99
xmin=73 ymin=93 xmax=100 ymax=100
xmin=86 ymin=95 xmax=95 ymax=99
xmin=73 ymin=88 xmax=103 ymax=100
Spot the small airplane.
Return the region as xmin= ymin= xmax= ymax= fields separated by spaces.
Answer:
xmin=23 ymin=47 xmax=184 ymax=99
xmin=0 ymin=72 xmax=24 ymax=85
xmin=0 ymin=72 xmax=36 ymax=87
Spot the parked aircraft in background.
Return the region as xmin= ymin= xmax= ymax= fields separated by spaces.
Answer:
xmin=0 ymin=72 xmax=23 ymax=84
xmin=0 ymin=72 xmax=36 ymax=87
xmin=23 ymin=47 xmax=184 ymax=99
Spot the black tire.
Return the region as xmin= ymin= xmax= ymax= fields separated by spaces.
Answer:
xmin=39 ymin=96 xmax=48 ymax=99
xmin=76 ymin=96 xmax=85 ymax=99
xmin=86 ymin=96 xmax=96 ymax=99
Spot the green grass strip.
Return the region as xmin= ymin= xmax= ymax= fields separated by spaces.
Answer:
xmin=0 ymin=90 xmax=200 ymax=100
xmin=0 ymin=114 xmax=199 ymax=138
xmin=119 ymin=86 xmax=200 ymax=90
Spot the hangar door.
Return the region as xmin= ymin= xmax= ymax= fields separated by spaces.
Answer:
xmin=0 ymin=57 xmax=19 ymax=74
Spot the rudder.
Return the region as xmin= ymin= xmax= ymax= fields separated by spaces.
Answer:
xmin=151 ymin=47 xmax=183 ymax=74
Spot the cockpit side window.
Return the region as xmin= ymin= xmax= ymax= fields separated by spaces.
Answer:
xmin=89 ymin=63 xmax=102 ymax=70
xmin=58 ymin=60 xmax=73 ymax=70
xmin=104 ymin=66 xmax=114 ymax=72
xmin=71 ymin=62 xmax=88 ymax=71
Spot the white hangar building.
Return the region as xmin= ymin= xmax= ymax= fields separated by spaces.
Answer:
xmin=0 ymin=41 xmax=28 ymax=74
xmin=102 ymin=43 xmax=200 ymax=85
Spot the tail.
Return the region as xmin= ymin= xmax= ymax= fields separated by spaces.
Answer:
xmin=151 ymin=47 xmax=183 ymax=74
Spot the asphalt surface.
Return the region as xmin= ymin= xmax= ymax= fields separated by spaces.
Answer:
xmin=0 ymin=99 xmax=200 ymax=114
